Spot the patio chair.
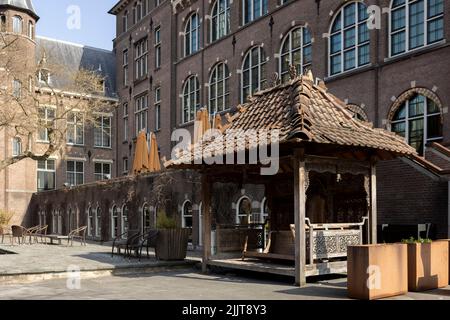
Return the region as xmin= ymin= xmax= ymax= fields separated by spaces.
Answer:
xmin=26 ymin=225 xmax=42 ymax=244
xmin=68 ymin=226 xmax=88 ymax=246
xmin=11 ymin=225 xmax=27 ymax=245
xmin=138 ymin=229 xmax=159 ymax=261
xmin=1 ymin=226 xmax=12 ymax=244
xmin=111 ymin=229 xmax=140 ymax=258
xmin=34 ymin=225 xmax=48 ymax=244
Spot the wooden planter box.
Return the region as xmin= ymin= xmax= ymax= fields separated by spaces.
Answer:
xmin=407 ymin=241 xmax=449 ymax=291
xmin=156 ymin=228 xmax=189 ymax=261
xmin=347 ymin=244 xmax=408 ymax=300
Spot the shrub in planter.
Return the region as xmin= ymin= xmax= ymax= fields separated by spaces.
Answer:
xmin=347 ymin=244 xmax=408 ymax=300
xmin=155 ymin=212 xmax=189 ymax=261
xmin=402 ymin=238 xmax=449 ymax=291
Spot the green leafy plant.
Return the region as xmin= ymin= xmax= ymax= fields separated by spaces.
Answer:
xmin=0 ymin=209 xmax=13 ymax=227
xmin=156 ymin=210 xmax=178 ymax=229
xmin=401 ymin=237 xmax=432 ymax=244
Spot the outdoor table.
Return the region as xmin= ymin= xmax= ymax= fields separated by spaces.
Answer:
xmin=46 ymin=234 xmax=69 ymax=245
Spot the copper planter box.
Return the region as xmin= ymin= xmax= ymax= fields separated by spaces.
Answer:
xmin=347 ymin=244 xmax=408 ymax=300
xmin=155 ymin=228 xmax=189 ymax=261
xmin=407 ymin=241 xmax=449 ymax=291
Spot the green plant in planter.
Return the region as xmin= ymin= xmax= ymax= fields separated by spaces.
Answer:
xmin=156 ymin=211 xmax=178 ymax=229
xmin=401 ymin=237 xmax=432 ymax=244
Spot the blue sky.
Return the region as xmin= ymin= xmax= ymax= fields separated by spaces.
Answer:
xmin=34 ymin=0 xmax=117 ymax=50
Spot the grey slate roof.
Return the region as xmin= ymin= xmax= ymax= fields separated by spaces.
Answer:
xmin=36 ymin=37 xmax=117 ymax=98
xmin=0 ymin=0 xmax=38 ymax=19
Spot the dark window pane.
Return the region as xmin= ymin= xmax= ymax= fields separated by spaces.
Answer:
xmin=427 ymin=115 xmax=442 ymax=139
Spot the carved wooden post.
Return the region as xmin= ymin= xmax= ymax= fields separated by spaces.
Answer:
xmin=370 ymin=160 xmax=378 ymax=244
xmin=293 ymin=149 xmax=307 ymax=286
xmin=201 ymin=174 xmax=212 ymax=273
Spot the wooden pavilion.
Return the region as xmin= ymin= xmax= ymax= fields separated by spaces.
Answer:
xmin=166 ymin=71 xmax=416 ymax=286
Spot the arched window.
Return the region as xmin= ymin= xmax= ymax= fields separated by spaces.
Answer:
xmin=261 ymin=197 xmax=269 ymax=223
xmin=28 ymin=21 xmax=34 ymax=39
xmin=182 ymin=201 xmax=193 ymax=229
xmin=390 ymin=0 xmax=444 ymax=57
xmin=0 ymin=15 xmax=6 ymax=32
xmin=95 ymin=206 xmax=102 ymax=237
xmin=236 ymin=196 xmax=252 ymax=224
xmin=243 ymin=0 xmax=268 ymax=24
xmin=184 ymin=13 xmax=200 ymax=56
xmin=329 ymin=1 xmax=370 ymax=76
xmin=209 ymin=62 xmax=230 ymax=114
xmin=346 ymin=104 xmax=369 ymax=121
xmin=87 ymin=207 xmax=94 ymax=236
xmin=198 ymin=202 xmax=203 ymax=246
xmin=241 ymin=46 xmax=267 ymax=102
xmin=12 ymin=16 xmax=22 ymax=34
xmin=182 ymin=75 xmax=200 ymax=123
xmin=211 ymin=0 xmax=230 ymax=42
xmin=121 ymin=204 xmax=129 ymax=235
xmin=12 ymin=137 xmax=22 ymax=156
xmin=111 ymin=205 xmax=119 ymax=239
xmin=57 ymin=210 xmax=62 ymax=234
xmin=391 ymin=93 xmax=442 ymax=155
xmin=142 ymin=203 xmax=151 ymax=232
xmin=137 ymin=1 xmax=143 ymax=21
xmin=279 ymin=26 xmax=312 ymax=83
xmin=68 ymin=207 xmax=77 ymax=232
xmin=123 ymin=11 xmax=128 ymax=33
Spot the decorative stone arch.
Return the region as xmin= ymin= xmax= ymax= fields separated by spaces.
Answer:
xmin=387 ymin=87 xmax=444 ymax=123
xmin=328 ymin=0 xmax=366 ymax=26
xmin=235 ymin=195 xmax=252 ymax=224
xmin=346 ymin=104 xmax=369 ymax=121
xmin=181 ymin=199 xmax=193 ymax=228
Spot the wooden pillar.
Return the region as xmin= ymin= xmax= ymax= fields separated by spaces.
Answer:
xmin=201 ymin=174 xmax=212 ymax=273
xmin=370 ymin=161 xmax=377 ymax=244
xmin=293 ymin=150 xmax=307 ymax=287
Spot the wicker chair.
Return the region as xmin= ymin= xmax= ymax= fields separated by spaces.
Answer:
xmin=34 ymin=225 xmax=48 ymax=244
xmin=11 ymin=225 xmax=27 ymax=245
xmin=68 ymin=226 xmax=87 ymax=246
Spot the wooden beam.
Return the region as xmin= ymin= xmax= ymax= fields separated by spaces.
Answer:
xmin=293 ymin=149 xmax=307 ymax=287
xmin=370 ymin=160 xmax=378 ymax=244
xmin=201 ymin=174 xmax=212 ymax=273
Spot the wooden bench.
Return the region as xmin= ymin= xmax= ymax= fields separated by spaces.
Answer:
xmin=242 ymin=226 xmax=295 ymax=261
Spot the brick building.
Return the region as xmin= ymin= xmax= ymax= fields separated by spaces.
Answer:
xmin=27 ymin=0 xmax=450 ymax=244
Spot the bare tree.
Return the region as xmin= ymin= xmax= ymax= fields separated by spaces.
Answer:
xmin=0 ymin=32 xmax=115 ymax=171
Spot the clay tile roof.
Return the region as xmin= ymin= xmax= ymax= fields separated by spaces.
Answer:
xmin=167 ymin=74 xmax=416 ymax=167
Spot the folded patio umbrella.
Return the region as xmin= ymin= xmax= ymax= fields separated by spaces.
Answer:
xmin=148 ymin=132 xmax=161 ymax=172
xmin=193 ymin=108 xmax=211 ymax=144
xmin=132 ymin=131 xmax=150 ymax=174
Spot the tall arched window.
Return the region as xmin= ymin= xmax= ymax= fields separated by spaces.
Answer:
xmin=390 ymin=0 xmax=444 ymax=57
xmin=123 ymin=11 xmax=128 ymax=33
xmin=87 ymin=207 xmax=94 ymax=237
xmin=182 ymin=75 xmax=200 ymax=123
xmin=279 ymin=26 xmax=312 ymax=83
xmin=236 ymin=196 xmax=252 ymax=224
xmin=68 ymin=207 xmax=77 ymax=232
xmin=142 ymin=203 xmax=151 ymax=232
xmin=111 ymin=205 xmax=119 ymax=239
xmin=329 ymin=2 xmax=370 ymax=76
xmin=391 ymin=93 xmax=442 ymax=155
xmin=209 ymin=63 xmax=230 ymax=114
xmin=121 ymin=204 xmax=129 ymax=236
xmin=198 ymin=202 xmax=203 ymax=246
xmin=211 ymin=0 xmax=230 ymax=42
xmin=12 ymin=16 xmax=22 ymax=34
xmin=241 ymin=46 xmax=267 ymax=102
xmin=243 ymin=0 xmax=268 ymax=24
xmin=95 ymin=206 xmax=102 ymax=237
xmin=12 ymin=137 xmax=22 ymax=156
xmin=182 ymin=201 xmax=193 ymax=229
xmin=184 ymin=13 xmax=200 ymax=56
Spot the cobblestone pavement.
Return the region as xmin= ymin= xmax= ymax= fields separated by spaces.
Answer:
xmin=1 ymin=269 xmax=449 ymax=300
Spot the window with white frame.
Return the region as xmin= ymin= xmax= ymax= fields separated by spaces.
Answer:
xmin=390 ymin=0 xmax=444 ymax=57
xmin=111 ymin=205 xmax=119 ymax=239
xmin=28 ymin=21 xmax=34 ymax=39
xmin=211 ymin=0 xmax=230 ymax=42
xmin=123 ymin=11 xmax=128 ymax=33
xmin=135 ymin=94 xmax=148 ymax=135
xmin=329 ymin=1 xmax=370 ymax=76
xmin=279 ymin=26 xmax=312 ymax=83
xmin=123 ymin=158 xmax=129 ymax=174
xmin=142 ymin=204 xmax=152 ymax=232
xmin=121 ymin=204 xmax=129 ymax=235
xmin=209 ymin=62 xmax=230 ymax=114
xmin=38 ymin=107 xmax=55 ymax=142
xmin=94 ymin=115 xmax=111 ymax=148
xmin=12 ymin=15 xmax=22 ymax=34
xmin=37 ymin=69 xmax=51 ymax=84
xmin=95 ymin=206 xmax=102 ymax=237
xmin=0 ymin=15 xmax=6 ymax=32
xmin=67 ymin=160 xmax=84 ymax=186
xmin=182 ymin=76 xmax=200 ymax=123
xmin=68 ymin=207 xmax=77 ymax=232
xmin=52 ymin=210 xmax=62 ymax=234
xmin=67 ymin=112 xmax=84 ymax=145
xmin=123 ymin=103 xmax=129 ymax=141
xmin=12 ymin=137 xmax=21 ymax=156
xmin=241 ymin=46 xmax=267 ymax=102
xmin=155 ymin=0 xmax=161 ymax=7
xmin=12 ymin=79 xmax=21 ymax=98
xmin=184 ymin=13 xmax=200 ymax=56
xmin=243 ymin=0 xmax=268 ymax=25
xmin=37 ymin=159 xmax=55 ymax=192
xmin=87 ymin=207 xmax=94 ymax=236
xmin=155 ymin=87 xmax=161 ymax=131
xmin=391 ymin=93 xmax=442 ymax=155
xmin=182 ymin=201 xmax=193 ymax=229
xmin=236 ymin=197 xmax=252 ymax=224
xmin=123 ymin=49 xmax=129 ymax=86
xmin=135 ymin=38 xmax=148 ymax=80
xmin=94 ymin=162 xmax=111 ymax=181
xmin=154 ymin=26 xmax=161 ymax=69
